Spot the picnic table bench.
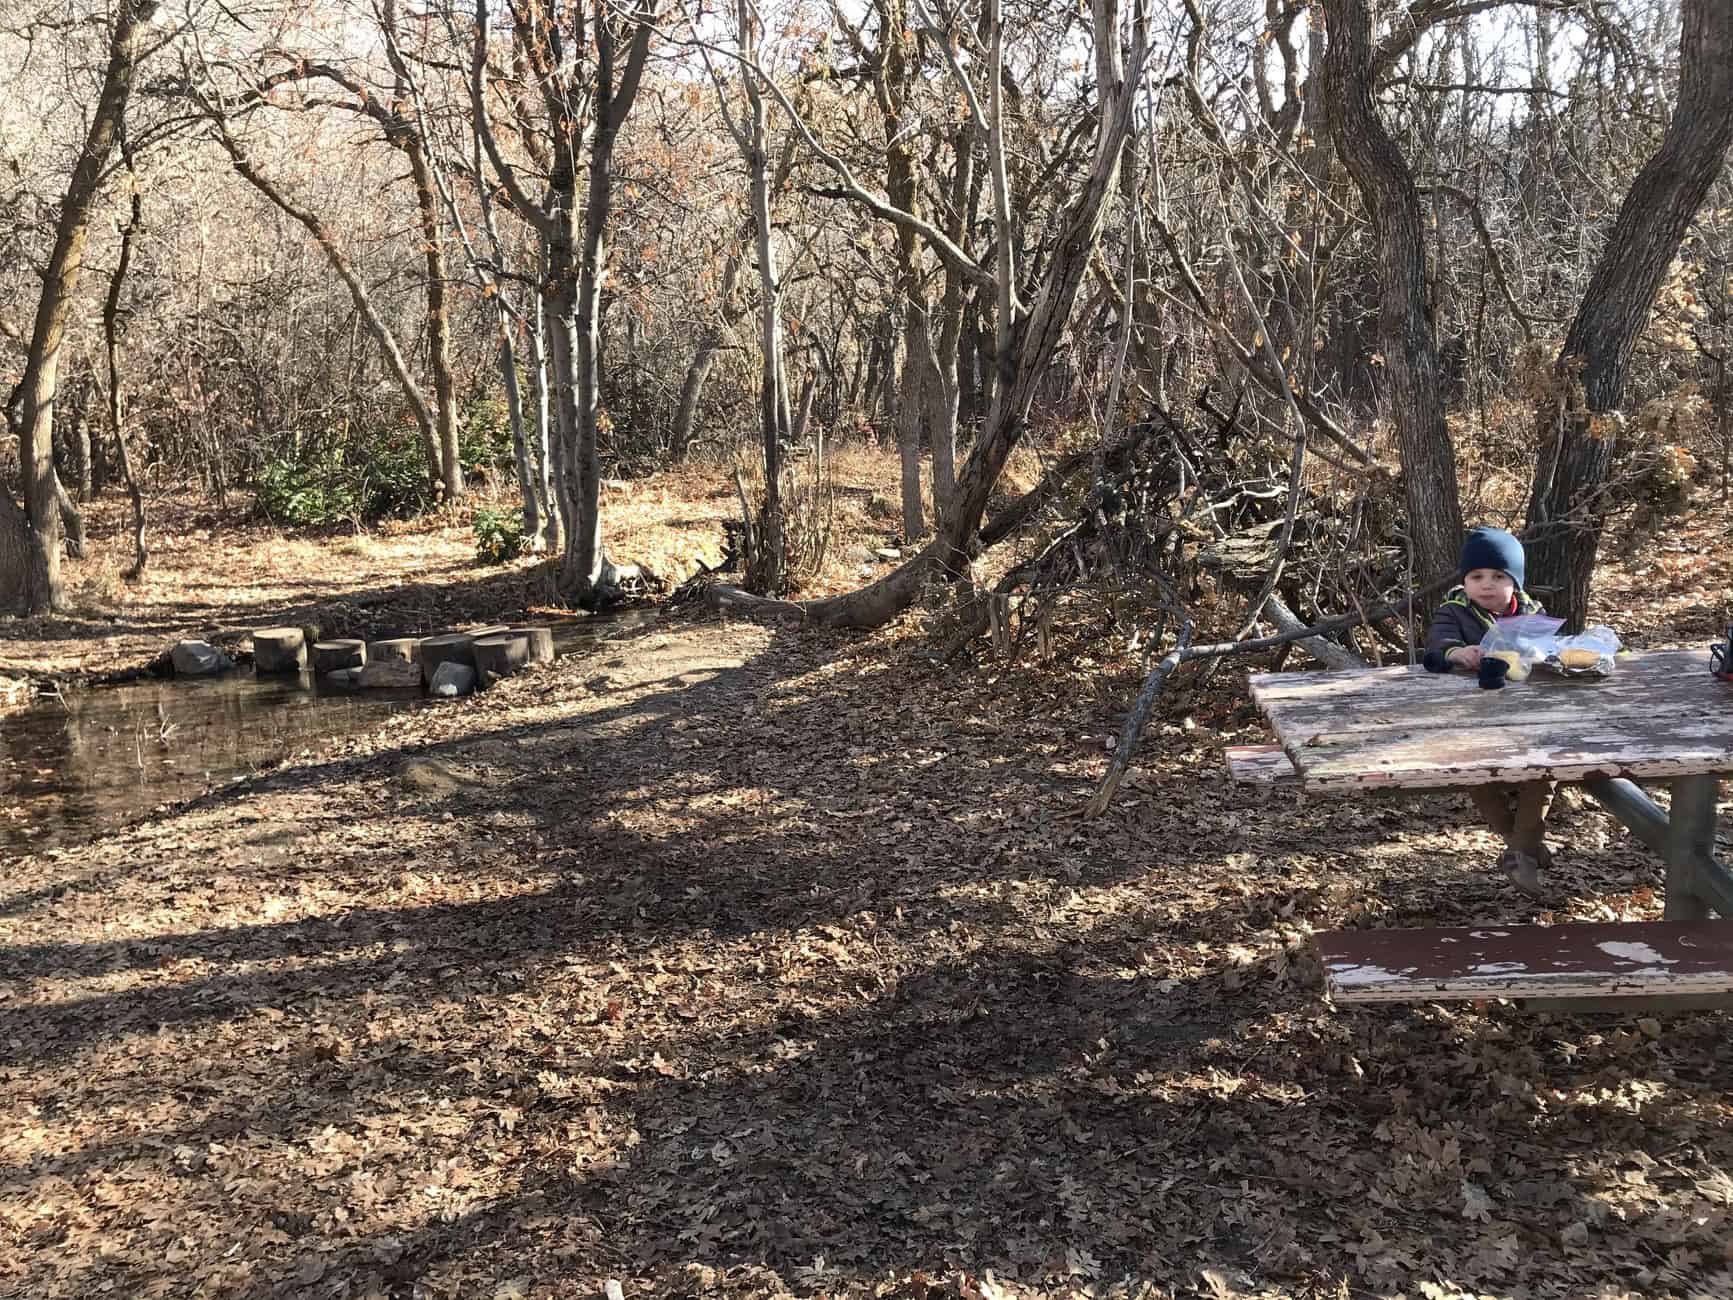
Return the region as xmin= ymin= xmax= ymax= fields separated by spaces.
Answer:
xmin=1231 ymin=649 xmax=1733 ymax=1010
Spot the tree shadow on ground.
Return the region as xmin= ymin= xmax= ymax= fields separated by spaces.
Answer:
xmin=2 ymin=621 xmax=1726 ymax=1298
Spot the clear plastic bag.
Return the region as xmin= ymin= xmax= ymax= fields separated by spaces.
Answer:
xmin=1480 ymin=615 xmax=1622 ymax=680
xmin=1538 ymin=624 xmax=1622 ymax=678
xmin=1479 ymin=614 xmax=1564 ymax=682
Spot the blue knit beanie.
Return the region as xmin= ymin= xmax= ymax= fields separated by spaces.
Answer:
xmin=1459 ymin=526 xmax=1525 ymax=589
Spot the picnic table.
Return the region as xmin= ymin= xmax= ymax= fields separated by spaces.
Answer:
xmin=1239 ymin=649 xmax=1733 ymax=1009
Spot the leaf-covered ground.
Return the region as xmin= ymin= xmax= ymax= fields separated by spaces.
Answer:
xmin=5 ymin=585 xmax=1732 ymax=1298
xmin=5 ymin=469 xmax=1732 ymax=1298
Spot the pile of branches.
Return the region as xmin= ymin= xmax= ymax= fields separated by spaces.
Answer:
xmin=946 ymin=390 xmax=1446 ymax=817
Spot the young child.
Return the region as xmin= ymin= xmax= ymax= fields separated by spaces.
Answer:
xmin=1425 ymin=526 xmax=1555 ymax=898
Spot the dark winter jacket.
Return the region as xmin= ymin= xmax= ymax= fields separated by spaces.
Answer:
xmin=1425 ymin=587 xmax=1545 ymax=657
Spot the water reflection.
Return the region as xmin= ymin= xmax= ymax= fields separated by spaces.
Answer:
xmin=0 ymin=609 xmax=655 ymax=856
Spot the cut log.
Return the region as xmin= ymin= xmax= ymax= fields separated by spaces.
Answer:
xmin=359 ymin=658 xmax=423 ymax=689
xmin=1316 ymin=920 xmax=1733 ymax=1007
xmin=516 ymin=625 xmax=555 ymax=663
xmin=253 ymin=626 xmax=307 ymax=674
xmin=474 ymin=631 xmax=533 ymax=681
xmin=312 ymin=639 xmax=366 ymax=674
xmin=420 ymin=632 xmax=476 ymax=684
xmin=368 ymin=636 xmax=421 ymax=666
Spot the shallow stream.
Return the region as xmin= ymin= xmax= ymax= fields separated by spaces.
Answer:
xmin=0 ymin=611 xmax=652 ymax=857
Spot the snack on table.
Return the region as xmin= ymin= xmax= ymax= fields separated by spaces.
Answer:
xmin=1479 ymin=615 xmax=1622 ymax=680
xmin=1487 ymin=649 xmax=1530 ymax=681
xmin=1537 ymin=625 xmax=1622 ymax=678
xmin=1479 ymin=613 xmax=1564 ymax=683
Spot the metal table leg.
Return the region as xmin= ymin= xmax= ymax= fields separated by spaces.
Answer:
xmin=1666 ymin=776 xmax=1732 ymax=920
xmin=1583 ymin=778 xmax=1670 ymax=855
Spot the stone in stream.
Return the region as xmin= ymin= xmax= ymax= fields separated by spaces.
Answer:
xmin=311 ymin=639 xmax=366 ymax=674
xmin=322 ymin=666 xmax=363 ymax=687
xmin=358 ymin=658 xmax=422 ymax=689
xmin=428 ymin=661 xmax=477 ymax=698
xmin=252 ymin=627 xmax=307 ymax=674
xmin=170 ymin=640 xmax=233 ymax=676
xmin=419 ymin=632 xmax=476 ymax=684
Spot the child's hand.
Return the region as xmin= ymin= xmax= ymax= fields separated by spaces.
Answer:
xmin=1449 ymin=646 xmax=1483 ymax=670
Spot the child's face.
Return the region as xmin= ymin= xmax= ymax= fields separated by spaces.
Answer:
xmin=1464 ymin=568 xmax=1516 ymax=612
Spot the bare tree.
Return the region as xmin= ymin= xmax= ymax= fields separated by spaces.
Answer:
xmin=700 ymin=0 xmax=789 ymax=592
xmin=103 ymin=139 xmax=149 ymax=577
xmin=470 ymin=0 xmax=660 ymax=606
xmin=2 ymin=0 xmax=160 ymax=615
xmin=1524 ymin=0 xmax=1733 ymax=626
xmin=714 ymin=0 xmax=1147 ymax=628
xmin=1322 ymin=0 xmax=1463 ymax=579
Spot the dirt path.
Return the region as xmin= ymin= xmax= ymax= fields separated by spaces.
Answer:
xmin=4 ymin=604 xmax=1729 ymax=1299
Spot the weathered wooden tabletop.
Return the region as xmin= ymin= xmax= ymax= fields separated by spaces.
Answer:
xmin=1250 ymin=649 xmax=1733 ymax=792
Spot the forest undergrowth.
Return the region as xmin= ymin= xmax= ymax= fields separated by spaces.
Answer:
xmin=2 ymin=448 xmax=1731 ymax=1299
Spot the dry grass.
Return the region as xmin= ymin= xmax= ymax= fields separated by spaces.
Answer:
xmin=5 ymin=436 xmax=1724 ymax=689
xmin=0 ymin=454 xmax=922 ymax=682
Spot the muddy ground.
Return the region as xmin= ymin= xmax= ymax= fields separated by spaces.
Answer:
xmin=2 ymin=469 xmax=1731 ymax=1299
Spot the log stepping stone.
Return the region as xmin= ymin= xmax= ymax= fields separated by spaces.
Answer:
xmin=253 ymin=627 xmax=308 ymax=674
xmin=368 ymin=637 xmax=421 ymax=664
xmin=312 ymin=639 xmax=366 ymax=674
xmin=517 ymin=626 xmax=555 ymax=663
xmin=420 ymin=632 xmax=478 ymax=684
xmin=359 ymin=658 xmax=422 ymax=688
xmin=474 ymin=627 xmax=556 ymax=681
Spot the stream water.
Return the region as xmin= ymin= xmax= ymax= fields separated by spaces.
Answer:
xmin=0 ymin=611 xmax=654 ymax=858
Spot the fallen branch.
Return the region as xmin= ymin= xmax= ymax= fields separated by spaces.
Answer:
xmin=1081 ymin=571 xmax=1456 ymax=819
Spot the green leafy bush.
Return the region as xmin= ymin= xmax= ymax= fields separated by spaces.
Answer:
xmin=473 ymin=507 xmax=527 ymax=565
xmin=254 ymin=429 xmax=435 ymax=527
xmin=459 ymin=397 xmax=515 ymax=477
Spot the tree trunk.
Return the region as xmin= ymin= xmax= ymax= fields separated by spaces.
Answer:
xmin=63 ymin=392 xmax=93 ymax=501
xmin=716 ymin=0 xmax=1138 ymax=629
xmin=552 ymin=3 xmax=656 ymax=607
xmin=496 ymin=310 xmax=545 ymax=551
xmin=54 ymin=473 xmax=86 ymax=559
xmin=528 ymin=283 xmax=560 ymax=550
xmin=895 ymin=316 xmax=927 ymax=539
xmin=875 ymin=0 xmax=929 ymax=541
xmin=1322 ymin=0 xmax=1463 ymax=580
xmin=403 ymin=140 xmax=465 ymax=500
xmin=670 ymin=247 xmax=744 ymax=459
xmin=739 ymin=0 xmax=787 ymax=596
xmin=2 ymin=0 xmax=158 ymax=614
xmin=671 ymin=332 xmax=723 ymax=459
xmin=562 ymin=166 xmax=612 ymax=602
xmin=1524 ymin=0 xmax=1733 ymax=627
